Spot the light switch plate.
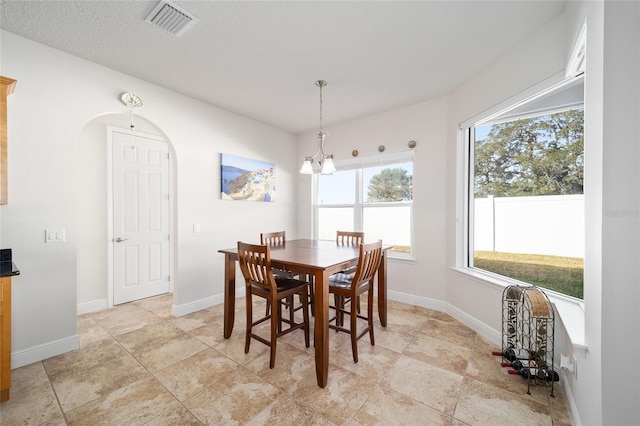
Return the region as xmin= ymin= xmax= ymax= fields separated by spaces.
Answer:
xmin=45 ymin=229 xmax=66 ymax=243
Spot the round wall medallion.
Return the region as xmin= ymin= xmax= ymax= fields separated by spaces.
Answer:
xmin=352 ymin=150 xmax=359 ymax=157
xmin=120 ymin=92 xmax=143 ymax=109
xmin=378 ymin=145 xmax=385 ymax=152
xmin=408 ymin=140 xmax=417 ymax=148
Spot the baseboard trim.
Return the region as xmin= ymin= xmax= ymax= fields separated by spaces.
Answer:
xmin=445 ymin=303 xmax=501 ymax=346
xmin=386 ymin=290 xmax=501 ymax=346
xmin=77 ymin=298 xmax=109 ymax=314
xmin=12 ymin=335 xmax=80 ymax=369
xmin=387 ymin=289 xmax=447 ymax=311
xmin=170 ymin=288 xmax=245 ymax=317
xmin=560 ymin=369 xmax=582 ymax=426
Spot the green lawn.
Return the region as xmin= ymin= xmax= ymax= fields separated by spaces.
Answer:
xmin=474 ymin=251 xmax=584 ymax=299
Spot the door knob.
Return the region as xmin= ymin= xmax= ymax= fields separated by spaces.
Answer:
xmin=115 ymin=237 xmax=129 ymax=243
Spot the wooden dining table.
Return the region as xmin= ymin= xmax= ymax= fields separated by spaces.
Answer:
xmin=218 ymin=239 xmax=389 ymax=388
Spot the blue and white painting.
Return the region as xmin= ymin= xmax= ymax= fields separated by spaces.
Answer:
xmin=220 ymin=153 xmax=276 ymax=201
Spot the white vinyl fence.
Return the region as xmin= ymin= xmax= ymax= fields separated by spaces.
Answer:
xmin=474 ymin=194 xmax=584 ymax=258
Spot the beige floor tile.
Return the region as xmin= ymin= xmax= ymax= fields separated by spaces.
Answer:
xmin=330 ymin=338 xmax=401 ymax=383
xmin=403 ymin=333 xmax=472 ymax=375
xmin=285 ymin=366 xmax=375 ymax=425
xmin=153 ymin=347 xmax=239 ymax=401
xmin=134 ymin=293 xmax=174 ymax=317
xmin=115 ymin=319 xmax=185 ymax=353
xmin=247 ymin=396 xmax=335 ymax=425
xmin=131 ymin=333 xmax=209 ymax=372
xmin=386 ymin=299 xmax=435 ymax=318
xmin=453 ymin=376 xmax=552 ymax=425
xmin=144 ymin=403 xmax=202 ymax=425
xmin=169 ymin=305 xmax=224 ymax=332
xmin=371 ymin=322 xmax=415 ymax=353
xmin=214 ymin=329 xmax=271 ymax=365
xmin=383 ymin=308 xmax=431 ymax=336
xmin=90 ymin=303 xmax=164 ymax=336
xmin=245 ymin=342 xmax=317 ymax=391
xmin=77 ymin=315 xmax=113 ymax=348
xmin=183 ymin=368 xmax=281 ymax=424
xmin=0 ymin=362 xmax=63 ymax=425
xmin=418 ymin=317 xmax=478 ymax=348
xmin=2 ymin=296 xmax=569 ymax=426
xmin=351 ymin=384 xmax=451 ymax=425
xmin=381 ymin=354 xmax=464 ymax=416
xmin=64 ymin=376 xmax=179 ymax=425
xmin=189 ymin=319 xmax=228 ymax=347
xmin=45 ymin=342 xmax=151 ymax=412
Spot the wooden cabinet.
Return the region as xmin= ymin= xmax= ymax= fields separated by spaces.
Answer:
xmin=0 ymin=76 xmax=17 ymax=205
xmin=0 ymin=276 xmax=12 ymax=402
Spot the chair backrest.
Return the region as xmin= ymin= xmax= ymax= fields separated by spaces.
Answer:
xmin=351 ymin=240 xmax=383 ymax=287
xmin=336 ymin=231 xmax=364 ymax=246
xmin=261 ymin=231 xmax=286 ymax=246
xmin=237 ymin=241 xmax=275 ymax=292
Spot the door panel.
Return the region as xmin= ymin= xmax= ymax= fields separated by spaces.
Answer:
xmin=112 ymin=129 xmax=170 ymax=305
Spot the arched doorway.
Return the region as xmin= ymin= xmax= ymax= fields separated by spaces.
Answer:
xmin=76 ymin=113 xmax=177 ymax=313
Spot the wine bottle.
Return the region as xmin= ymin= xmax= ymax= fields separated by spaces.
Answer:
xmin=501 ymin=347 xmax=533 ymax=362
xmin=518 ymin=367 xmax=559 ymax=382
xmin=511 ymin=359 xmax=536 ymax=370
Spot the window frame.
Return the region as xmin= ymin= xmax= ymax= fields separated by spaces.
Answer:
xmin=313 ymin=151 xmax=414 ymax=260
xmin=458 ymin=71 xmax=585 ymax=302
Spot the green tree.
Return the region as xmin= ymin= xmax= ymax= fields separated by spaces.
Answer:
xmin=367 ymin=168 xmax=412 ymax=202
xmin=474 ymin=109 xmax=584 ymax=197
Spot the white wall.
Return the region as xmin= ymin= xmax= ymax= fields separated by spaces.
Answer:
xmin=446 ymin=11 xmax=570 ymax=351
xmin=1 ymin=31 xmax=299 ymax=366
xmin=595 ymin=2 xmax=640 ymax=424
xmin=296 ymin=98 xmax=450 ymax=307
xmin=447 ymin=2 xmax=640 ymax=425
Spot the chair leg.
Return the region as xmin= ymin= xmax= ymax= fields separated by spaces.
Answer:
xmin=276 ymin=299 xmax=283 ymax=333
xmin=333 ymin=294 xmax=343 ymax=328
xmin=245 ymin=293 xmax=252 ymax=354
xmin=368 ymin=288 xmax=375 ymax=346
xmin=302 ymin=288 xmax=310 ymax=348
xmin=351 ymin=294 xmax=359 ymax=363
xmin=270 ymin=298 xmax=278 ymax=369
xmin=288 ymin=295 xmax=294 ymax=326
xmin=309 ymin=278 xmax=315 ymax=316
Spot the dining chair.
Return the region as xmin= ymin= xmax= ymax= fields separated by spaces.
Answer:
xmin=329 ymin=240 xmax=382 ymax=363
xmin=237 ymin=241 xmax=310 ymax=368
xmin=261 ymin=231 xmax=315 ymax=318
xmin=335 ymin=230 xmax=365 ymax=312
xmin=336 ymin=230 xmax=365 ymax=246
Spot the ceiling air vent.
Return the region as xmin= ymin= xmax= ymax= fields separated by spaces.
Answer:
xmin=145 ymin=0 xmax=199 ymax=38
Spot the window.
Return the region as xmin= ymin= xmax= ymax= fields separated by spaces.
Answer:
xmin=464 ymin=76 xmax=585 ymax=299
xmin=315 ymin=153 xmax=413 ymax=257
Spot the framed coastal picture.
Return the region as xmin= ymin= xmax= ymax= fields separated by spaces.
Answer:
xmin=220 ymin=153 xmax=276 ymax=201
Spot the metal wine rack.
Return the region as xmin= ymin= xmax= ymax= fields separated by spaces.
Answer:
xmin=501 ymin=285 xmax=555 ymax=396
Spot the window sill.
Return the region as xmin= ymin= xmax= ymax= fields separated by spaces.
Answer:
xmin=450 ymin=266 xmax=587 ymax=350
xmin=388 ymin=252 xmax=415 ymax=262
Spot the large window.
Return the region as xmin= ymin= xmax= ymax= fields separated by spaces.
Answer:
xmin=315 ymin=153 xmax=413 ymax=257
xmin=465 ymin=76 xmax=585 ymax=299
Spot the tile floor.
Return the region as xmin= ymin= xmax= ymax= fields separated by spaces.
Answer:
xmin=0 ymin=294 xmax=572 ymax=425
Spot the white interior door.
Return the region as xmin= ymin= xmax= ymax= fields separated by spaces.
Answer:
xmin=111 ymin=129 xmax=170 ymax=305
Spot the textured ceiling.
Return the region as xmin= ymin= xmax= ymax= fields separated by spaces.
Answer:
xmin=0 ymin=1 xmax=566 ymax=134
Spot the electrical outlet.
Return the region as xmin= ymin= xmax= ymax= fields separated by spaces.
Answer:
xmin=193 ymin=224 xmax=201 ymax=233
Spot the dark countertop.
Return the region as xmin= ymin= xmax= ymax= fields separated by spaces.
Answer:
xmin=0 ymin=261 xmax=20 ymax=277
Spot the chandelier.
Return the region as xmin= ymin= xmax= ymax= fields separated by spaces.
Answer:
xmin=299 ymin=80 xmax=336 ymax=175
